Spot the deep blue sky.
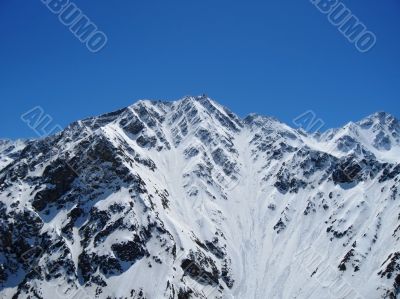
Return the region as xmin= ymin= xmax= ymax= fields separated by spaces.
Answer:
xmin=1 ymin=0 xmax=399 ymax=139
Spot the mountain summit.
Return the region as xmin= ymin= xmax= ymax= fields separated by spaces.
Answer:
xmin=1 ymin=96 xmax=399 ymax=299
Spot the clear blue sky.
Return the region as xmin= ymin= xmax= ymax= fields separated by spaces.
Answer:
xmin=1 ymin=0 xmax=399 ymax=139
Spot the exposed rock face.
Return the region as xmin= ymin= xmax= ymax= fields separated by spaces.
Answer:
xmin=0 ymin=97 xmax=399 ymax=299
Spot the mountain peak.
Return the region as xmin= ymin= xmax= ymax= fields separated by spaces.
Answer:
xmin=244 ymin=113 xmax=280 ymax=126
xmin=357 ymin=111 xmax=399 ymax=128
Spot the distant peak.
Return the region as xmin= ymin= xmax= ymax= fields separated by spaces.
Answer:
xmin=181 ymin=94 xmax=209 ymax=101
xmin=371 ymin=111 xmax=394 ymax=119
xmin=130 ymin=99 xmax=172 ymax=109
xmin=359 ymin=111 xmax=397 ymax=123
xmin=357 ymin=111 xmax=399 ymax=131
xmin=244 ymin=113 xmax=280 ymax=126
xmin=130 ymin=95 xmax=216 ymax=111
xmin=178 ymin=94 xmax=220 ymax=108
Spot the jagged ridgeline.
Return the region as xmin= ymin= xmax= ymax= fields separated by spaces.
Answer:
xmin=0 ymin=96 xmax=399 ymax=299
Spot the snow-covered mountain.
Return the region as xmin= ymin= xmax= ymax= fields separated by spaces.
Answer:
xmin=0 ymin=96 xmax=399 ymax=299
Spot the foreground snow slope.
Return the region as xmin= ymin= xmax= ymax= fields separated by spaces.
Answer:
xmin=0 ymin=96 xmax=399 ymax=299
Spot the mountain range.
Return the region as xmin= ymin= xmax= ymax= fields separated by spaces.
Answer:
xmin=0 ymin=96 xmax=399 ymax=299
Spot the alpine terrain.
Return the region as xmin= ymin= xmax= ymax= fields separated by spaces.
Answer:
xmin=0 ymin=96 xmax=400 ymax=299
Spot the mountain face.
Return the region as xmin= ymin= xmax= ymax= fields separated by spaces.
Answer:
xmin=0 ymin=96 xmax=399 ymax=299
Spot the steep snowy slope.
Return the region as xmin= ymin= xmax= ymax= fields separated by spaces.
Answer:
xmin=0 ymin=96 xmax=399 ymax=299
xmin=0 ymin=140 xmax=28 ymax=170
